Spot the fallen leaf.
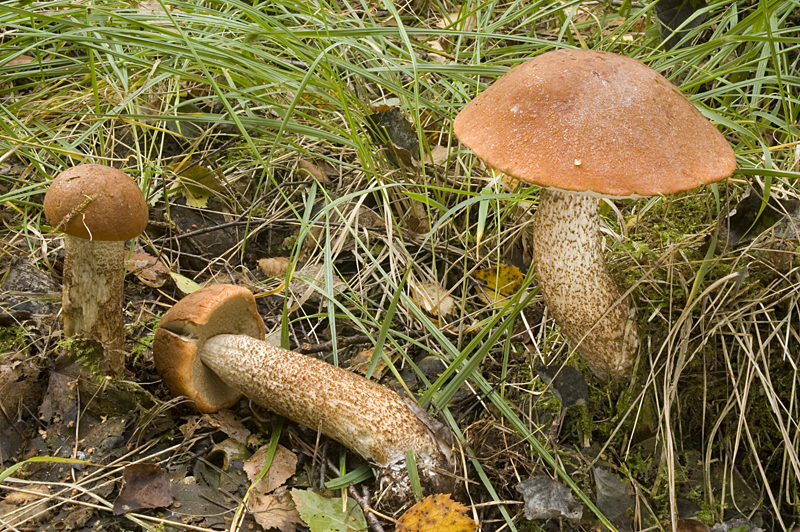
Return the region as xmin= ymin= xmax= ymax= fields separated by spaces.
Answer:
xmin=113 ymin=464 xmax=173 ymax=515
xmin=127 ymin=252 xmax=170 ymax=288
xmin=396 ymin=493 xmax=478 ymax=532
xmin=411 ymin=281 xmax=456 ymax=316
xmin=288 ymin=264 xmax=346 ymax=309
xmin=346 ymin=348 xmax=387 ymax=378
xmin=258 ymin=257 xmax=292 ymax=278
xmin=593 ymin=467 xmax=632 ymax=519
xmin=516 ymin=476 xmax=582 ymax=522
xmin=474 ymin=264 xmax=524 ymax=306
xmin=204 ymin=410 xmax=251 ymax=445
xmin=297 ymin=159 xmax=330 ymax=183
xmin=170 ymin=271 xmax=202 ymax=294
xmin=249 ymin=487 xmax=302 ymax=532
xmin=243 ymin=444 xmax=298 ymax=494
xmin=291 ymin=489 xmax=367 ymax=532
xmin=169 ymin=163 xmax=225 ymax=208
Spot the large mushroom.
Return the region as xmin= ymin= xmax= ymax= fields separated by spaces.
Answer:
xmin=44 ymin=164 xmax=148 ymax=374
xmin=454 ymin=49 xmax=736 ymax=379
xmin=153 ymin=284 xmax=455 ymax=497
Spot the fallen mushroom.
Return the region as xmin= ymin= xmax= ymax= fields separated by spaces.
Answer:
xmin=44 ymin=164 xmax=149 ymax=373
xmin=153 ymin=284 xmax=455 ymax=498
xmin=454 ymin=49 xmax=736 ymax=379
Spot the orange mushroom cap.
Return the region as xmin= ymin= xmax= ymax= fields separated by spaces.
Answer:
xmin=454 ymin=49 xmax=736 ymax=197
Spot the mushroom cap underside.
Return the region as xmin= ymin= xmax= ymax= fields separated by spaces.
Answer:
xmin=153 ymin=284 xmax=266 ymax=413
xmin=454 ymin=49 xmax=737 ymax=197
xmin=44 ymin=164 xmax=149 ymax=241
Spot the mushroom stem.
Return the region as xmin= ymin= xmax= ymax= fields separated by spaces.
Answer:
xmin=198 ymin=333 xmax=449 ymax=470
xmin=62 ymin=235 xmax=126 ymax=373
xmin=532 ymin=189 xmax=638 ymax=380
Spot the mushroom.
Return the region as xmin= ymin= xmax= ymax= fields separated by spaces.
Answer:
xmin=454 ymin=49 xmax=736 ymax=379
xmin=153 ymin=284 xmax=455 ymax=496
xmin=44 ymin=164 xmax=149 ymax=374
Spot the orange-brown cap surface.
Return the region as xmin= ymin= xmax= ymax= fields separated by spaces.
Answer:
xmin=44 ymin=164 xmax=148 ymax=241
xmin=153 ymin=284 xmax=266 ymax=413
xmin=454 ymin=49 xmax=736 ymax=197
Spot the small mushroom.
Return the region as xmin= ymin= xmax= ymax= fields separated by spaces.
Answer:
xmin=153 ymin=284 xmax=455 ymax=497
xmin=454 ymin=49 xmax=736 ymax=379
xmin=44 ymin=164 xmax=148 ymax=373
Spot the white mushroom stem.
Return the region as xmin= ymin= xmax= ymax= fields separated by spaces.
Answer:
xmin=198 ymin=334 xmax=453 ymax=472
xmin=532 ymin=189 xmax=638 ymax=380
xmin=61 ymin=235 xmax=126 ymax=373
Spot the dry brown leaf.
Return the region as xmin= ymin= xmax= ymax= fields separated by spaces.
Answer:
xmin=412 ymin=281 xmax=456 ymax=316
xmin=127 ymin=252 xmax=170 ymax=288
xmin=258 ymin=257 xmax=292 ymax=278
xmin=346 ymin=348 xmax=387 ymax=378
xmin=204 ymin=410 xmax=251 ymax=445
xmin=288 ymin=264 xmax=346 ymax=309
xmin=396 ymin=493 xmax=478 ymax=532
xmin=296 ymin=159 xmax=330 ymax=183
xmin=243 ymin=444 xmax=298 ymax=495
xmin=249 ymin=487 xmax=302 ymax=532
xmin=427 ymin=145 xmax=451 ymax=166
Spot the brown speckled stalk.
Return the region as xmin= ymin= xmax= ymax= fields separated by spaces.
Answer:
xmin=532 ymin=189 xmax=638 ymax=379
xmin=200 ymin=334 xmax=446 ymax=468
xmin=62 ymin=235 xmax=126 ymax=373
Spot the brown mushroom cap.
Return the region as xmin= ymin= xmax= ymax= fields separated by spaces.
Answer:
xmin=453 ymin=49 xmax=737 ymax=197
xmin=153 ymin=284 xmax=266 ymax=413
xmin=44 ymin=164 xmax=148 ymax=241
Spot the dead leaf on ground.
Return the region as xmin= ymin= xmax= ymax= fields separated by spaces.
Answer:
xmin=396 ymin=493 xmax=478 ymax=532
xmin=203 ymin=410 xmax=251 ymax=445
xmin=0 ymin=485 xmax=52 ymax=527
xmin=296 ymin=159 xmax=330 ymax=183
xmin=288 ymin=264 xmax=346 ymax=309
xmin=127 ymin=252 xmax=170 ymax=288
xmin=346 ymin=348 xmax=387 ymax=378
xmin=113 ymin=463 xmax=173 ymax=515
xmin=426 ymin=144 xmax=451 ymax=166
xmin=258 ymin=256 xmax=292 ymax=278
xmin=411 ymin=281 xmax=456 ymax=316
xmin=436 ymin=7 xmax=476 ymax=30
xmin=516 ymin=475 xmax=582 ymax=522
xmin=474 ymin=264 xmax=524 ymax=306
xmin=249 ymin=486 xmax=302 ymax=532
xmin=243 ymin=444 xmax=298 ymax=495
xmin=169 ymin=162 xmax=225 ymax=208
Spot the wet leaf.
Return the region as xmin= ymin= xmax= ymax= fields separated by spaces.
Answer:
xmin=535 ymin=364 xmax=589 ymax=409
xmin=396 ymin=493 xmax=478 ymax=532
xmin=291 ymin=489 xmax=367 ymax=532
xmin=516 ymin=476 xmax=583 ymax=522
xmin=593 ymin=467 xmax=632 ymax=519
xmin=113 ymin=463 xmax=173 ymax=515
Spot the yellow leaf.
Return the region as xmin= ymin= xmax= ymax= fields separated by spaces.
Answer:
xmin=169 ymin=271 xmax=202 ymax=295
xmin=474 ymin=264 xmax=523 ymax=305
xmin=396 ymin=493 xmax=478 ymax=532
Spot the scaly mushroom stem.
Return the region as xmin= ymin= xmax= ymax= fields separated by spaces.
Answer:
xmin=62 ymin=235 xmax=126 ymax=373
xmin=200 ymin=333 xmax=450 ymax=470
xmin=532 ymin=189 xmax=638 ymax=380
